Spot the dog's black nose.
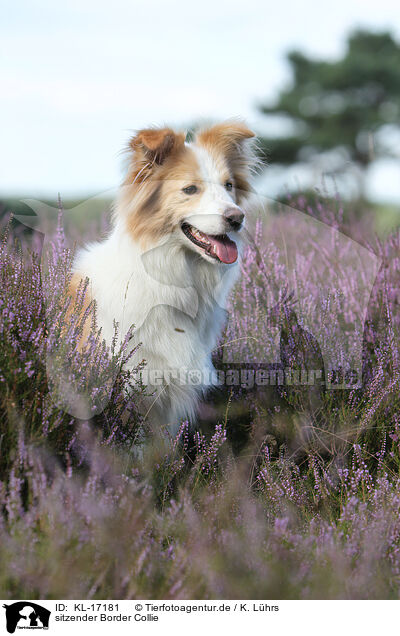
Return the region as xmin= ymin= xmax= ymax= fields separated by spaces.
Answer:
xmin=224 ymin=207 xmax=244 ymax=230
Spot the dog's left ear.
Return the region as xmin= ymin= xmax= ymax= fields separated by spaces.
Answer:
xmin=196 ymin=120 xmax=259 ymax=200
xmin=196 ymin=121 xmax=255 ymax=151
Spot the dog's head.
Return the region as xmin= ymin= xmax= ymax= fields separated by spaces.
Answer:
xmin=117 ymin=121 xmax=258 ymax=265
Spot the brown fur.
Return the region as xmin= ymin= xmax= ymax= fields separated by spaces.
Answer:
xmin=123 ymin=133 xmax=202 ymax=246
xmin=65 ymin=272 xmax=93 ymax=350
xmin=196 ymin=121 xmax=254 ymax=149
xmin=196 ymin=121 xmax=257 ymax=202
xmin=117 ymin=121 xmax=258 ymax=246
xmin=124 ymin=127 xmax=186 ymax=186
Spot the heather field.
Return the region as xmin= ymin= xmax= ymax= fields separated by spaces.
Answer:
xmin=1 ymin=196 xmax=400 ymax=600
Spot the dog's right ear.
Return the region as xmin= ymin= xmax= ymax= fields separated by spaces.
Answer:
xmin=131 ymin=128 xmax=185 ymax=165
xmin=126 ymin=127 xmax=185 ymax=184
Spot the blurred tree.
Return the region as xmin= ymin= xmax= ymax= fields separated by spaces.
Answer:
xmin=259 ymin=30 xmax=400 ymax=197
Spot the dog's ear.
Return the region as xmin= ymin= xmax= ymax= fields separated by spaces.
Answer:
xmin=125 ymin=127 xmax=185 ymax=185
xmin=131 ymin=128 xmax=185 ymax=164
xmin=196 ymin=121 xmax=255 ymax=152
xmin=196 ymin=120 xmax=259 ymax=201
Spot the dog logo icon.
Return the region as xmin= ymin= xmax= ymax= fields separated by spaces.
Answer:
xmin=2 ymin=602 xmax=51 ymax=633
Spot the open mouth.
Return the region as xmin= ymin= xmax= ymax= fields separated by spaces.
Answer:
xmin=181 ymin=222 xmax=238 ymax=264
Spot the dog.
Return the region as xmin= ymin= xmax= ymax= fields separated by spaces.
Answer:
xmin=70 ymin=120 xmax=258 ymax=432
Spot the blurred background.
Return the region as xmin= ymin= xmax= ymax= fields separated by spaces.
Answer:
xmin=1 ymin=0 xmax=399 ymax=229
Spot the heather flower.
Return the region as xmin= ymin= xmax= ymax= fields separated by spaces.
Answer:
xmin=1 ymin=196 xmax=400 ymax=599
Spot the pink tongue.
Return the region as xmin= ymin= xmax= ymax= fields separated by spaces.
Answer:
xmin=209 ymin=235 xmax=238 ymax=264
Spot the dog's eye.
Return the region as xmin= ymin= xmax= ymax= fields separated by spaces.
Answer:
xmin=225 ymin=181 xmax=233 ymax=191
xmin=182 ymin=185 xmax=198 ymax=195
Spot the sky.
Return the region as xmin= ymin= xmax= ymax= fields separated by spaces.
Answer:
xmin=1 ymin=0 xmax=400 ymax=201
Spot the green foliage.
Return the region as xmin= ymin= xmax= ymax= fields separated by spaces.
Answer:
xmin=259 ymin=29 xmax=400 ymax=177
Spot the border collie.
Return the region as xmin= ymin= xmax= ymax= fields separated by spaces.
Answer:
xmin=70 ymin=120 xmax=258 ymax=432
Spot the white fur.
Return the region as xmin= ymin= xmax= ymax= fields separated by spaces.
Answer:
xmin=73 ymin=140 xmax=246 ymax=433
